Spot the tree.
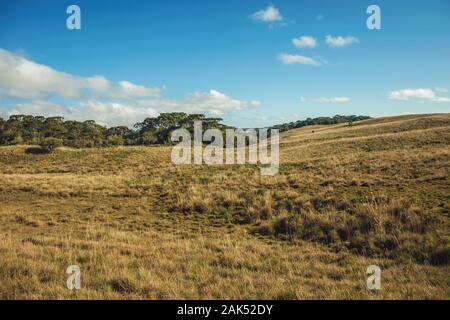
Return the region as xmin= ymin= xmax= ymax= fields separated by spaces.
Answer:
xmin=134 ymin=113 xmax=227 ymax=145
xmin=0 ymin=113 xmax=369 ymax=149
xmin=43 ymin=117 xmax=67 ymax=138
xmin=272 ymin=115 xmax=371 ymax=132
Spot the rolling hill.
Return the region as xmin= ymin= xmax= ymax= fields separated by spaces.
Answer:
xmin=0 ymin=113 xmax=448 ymax=299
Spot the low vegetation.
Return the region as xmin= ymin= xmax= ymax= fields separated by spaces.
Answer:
xmin=0 ymin=113 xmax=226 ymax=148
xmin=0 ymin=113 xmax=448 ymax=299
xmin=0 ymin=113 xmax=369 ymax=148
xmin=272 ymin=115 xmax=371 ymax=132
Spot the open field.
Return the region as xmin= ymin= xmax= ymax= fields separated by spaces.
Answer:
xmin=0 ymin=113 xmax=449 ymax=299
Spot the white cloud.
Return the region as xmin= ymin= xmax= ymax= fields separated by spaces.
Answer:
xmin=389 ymin=88 xmax=435 ymax=101
xmin=435 ymin=87 xmax=448 ymax=93
xmin=389 ymin=88 xmax=450 ymax=103
xmin=298 ymin=96 xmax=349 ymax=103
xmin=116 ymin=81 xmax=160 ymax=99
xmin=141 ymin=90 xmax=260 ymax=117
xmin=0 ymin=49 xmax=79 ymax=99
xmin=278 ymin=53 xmax=322 ymax=66
xmin=432 ymin=97 xmax=450 ymax=102
xmin=85 ymin=76 xmax=111 ymax=94
xmin=250 ymin=5 xmax=283 ymax=22
xmin=2 ymin=100 xmax=159 ymax=127
xmin=0 ymin=49 xmax=260 ymax=126
xmin=1 ymin=90 xmax=259 ymax=127
xmin=4 ymin=100 xmax=68 ymax=118
xmin=249 ymin=100 xmax=261 ymax=107
xmin=76 ymin=101 xmax=159 ymax=126
xmin=325 ymin=35 xmax=359 ymax=48
xmin=292 ymin=36 xmax=317 ymax=49
xmin=316 ymin=96 xmax=350 ymax=103
xmin=0 ymin=49 xmax=161 ymax=99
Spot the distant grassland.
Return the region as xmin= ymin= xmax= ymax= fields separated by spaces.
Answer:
xmin=0 ymin=113 xmax=449 ymax=299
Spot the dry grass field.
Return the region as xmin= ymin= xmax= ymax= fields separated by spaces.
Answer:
xmin=0 ymin=113 xmax=449 ymax=299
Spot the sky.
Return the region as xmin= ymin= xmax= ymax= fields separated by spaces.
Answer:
xmin=0 ymin=0 xmax=449 ymax=128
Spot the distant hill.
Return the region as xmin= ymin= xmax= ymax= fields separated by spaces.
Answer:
xmin=270 ymin=115 xmax=371 ymax=132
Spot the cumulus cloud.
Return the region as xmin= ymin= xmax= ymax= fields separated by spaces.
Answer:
xmin=0 ymin=49 xmax=260 ymax=126
xmin=316 ymin=96 xmax=350 ymax=103
xmin=277 ymin=53 xmax=322 ymax=66
xmin=389 ymin=88 xmax=450 ymax=103
xmin=250 ymin=5 xmax=283 ymax=22
xmin=292 ymin=36 xmax=317 ymax=49
xmin=1 ymin=90 xmax=259 ymax=127
xmin=2 ymin=100 xmax=159 ymax=127
xmin=141 ymin=90 xmax=260 ymax=117
xmin=325 ymin=35 xmax=359 ymax=48
xmin=4 ymin=100 xmax=68 ymax=118
xmin=116 ymin=81 xmax=161 ymax=99
xmin=0 ymin=49 xmax=161 ymax=99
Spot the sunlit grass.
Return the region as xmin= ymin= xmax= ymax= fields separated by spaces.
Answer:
xmin=0 ymin=113 xmax=449 ymax=299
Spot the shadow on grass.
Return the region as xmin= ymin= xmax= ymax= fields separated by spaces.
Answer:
xmin=25 ymin=147 xmax=49 ymax=155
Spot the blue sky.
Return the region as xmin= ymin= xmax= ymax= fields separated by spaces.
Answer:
xmin=0 ymin=0 xmax=449 ymax=127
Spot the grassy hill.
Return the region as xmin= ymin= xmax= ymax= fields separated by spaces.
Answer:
xmin=0 ymin=113 xmax=448 ymax=299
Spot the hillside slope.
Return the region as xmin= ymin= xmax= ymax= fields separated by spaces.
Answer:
xmin=0 ymin=113 xmax=448 ymax=299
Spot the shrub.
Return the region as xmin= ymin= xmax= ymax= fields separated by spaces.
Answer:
xmin=273 ymin=212 xmax=300 ymax=239
xmin=430 ymin=245 xmax=450 ymax=266
xmin=254 ymin=221 xmax=274 ymax=236
xmin=193 ymin=201 xmax=208 ymax=214
xmin=251 ymin=195 xmax=447 ymax=265
xmin=39 ymin=137 xmax=63 ymax=153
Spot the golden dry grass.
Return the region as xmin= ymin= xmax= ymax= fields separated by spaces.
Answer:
xmin=0 ymin=113 xmax=449 ymax=299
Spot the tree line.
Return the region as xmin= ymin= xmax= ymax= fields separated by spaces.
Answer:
xmin=271 ymin=115 xmax=371 ymax=132
xmin=0 ymin=113 xmax=370 ymax=151
xmin=0 ymin=113 xmax=228 ymax=150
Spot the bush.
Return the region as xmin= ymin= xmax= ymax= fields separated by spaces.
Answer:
xmin=273 ymin=213 xmax=300 ymax=239
xmin=38 ymin=137 xmax=63 ymax=153
xmin=430 ymin=245 xmax=450 ymax=266
xmin=250 ymin=195 xmax=447 ymax=265
xmin=254 ymin=221 xmax=275 ymax=236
